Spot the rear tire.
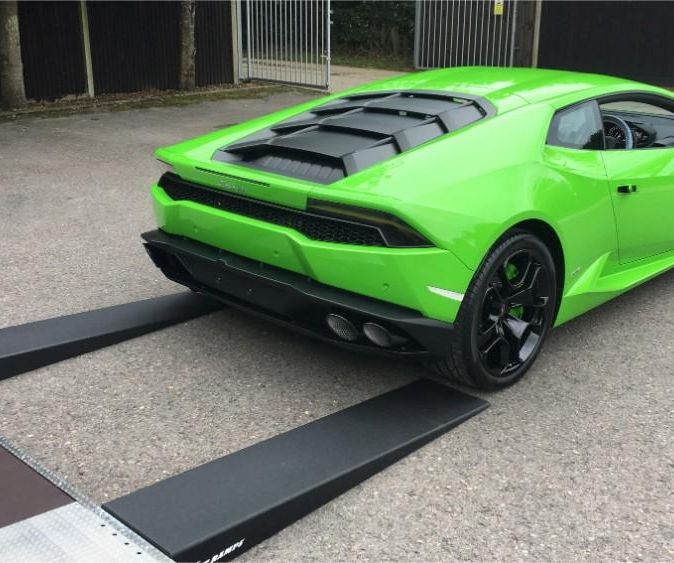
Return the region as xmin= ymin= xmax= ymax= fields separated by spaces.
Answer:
xmin=427 ymin=231 xmax=557 ymax=390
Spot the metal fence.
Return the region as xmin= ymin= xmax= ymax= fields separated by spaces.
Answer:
xmin=237 ymin=0 xmax=331 ymax=89
xmin=414 ymin=0 xmax=518 ymax=69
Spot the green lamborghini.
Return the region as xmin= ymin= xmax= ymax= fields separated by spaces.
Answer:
xmin=142 ymin=67 xmax=674 ymax=389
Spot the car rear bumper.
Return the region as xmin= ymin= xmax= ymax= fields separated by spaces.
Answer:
xmin=150 ymin=183 xmax=473 ymax=323
xmin=142 ymin=229 xmax=455 ymax=358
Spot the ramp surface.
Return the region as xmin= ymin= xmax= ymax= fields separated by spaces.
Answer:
xmin=0 ymin=439 xmax=170 ymax=562
xmin=105 ymin=380 xmax=488 ymax=562
xmin=0 ymin=292 xmax=221 ymax=380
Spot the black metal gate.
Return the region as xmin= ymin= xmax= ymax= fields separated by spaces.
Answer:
xmin=237 ymin=0 xmax=331 ymax=89
xmin=414 ymin=0 xmax=518 ymax=69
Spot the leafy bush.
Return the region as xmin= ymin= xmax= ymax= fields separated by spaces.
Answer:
xmin=331 ymin=1 xmax=415 ymax=66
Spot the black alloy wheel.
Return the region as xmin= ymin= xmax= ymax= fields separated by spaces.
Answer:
xmin=427 ymin=231 xmax=558 ymax=389
xmin=476 ymin=248 xmax=554 ymax=377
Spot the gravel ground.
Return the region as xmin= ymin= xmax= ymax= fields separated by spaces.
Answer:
xmin=1 ymin=89 xmax=672 ymax=562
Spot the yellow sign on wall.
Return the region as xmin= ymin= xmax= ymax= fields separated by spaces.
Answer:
xmin=494 ymin=0 xmax=504 ymax=16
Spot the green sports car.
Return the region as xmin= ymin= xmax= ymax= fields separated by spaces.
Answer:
xmin=143 ymin=67 xmax=674 ymax=389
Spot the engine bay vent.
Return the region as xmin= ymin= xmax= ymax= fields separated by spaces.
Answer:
xmin=213 ymin=90 xmax=495 ymax=184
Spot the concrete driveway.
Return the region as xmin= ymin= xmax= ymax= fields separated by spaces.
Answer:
xmin=329 ymin=64 xmax=404 ymax=91
xmin=0 ymin=88 xmax=672 ymax=561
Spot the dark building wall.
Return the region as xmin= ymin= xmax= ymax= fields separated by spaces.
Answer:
xmin=18 ymin=1 xmax=86 ymax=100
xmin=11 ymin=1 xmax=235 ymax=102
xmin=87 ymin=2 xmax=181 ymax=94
xmin=196 ymin=1 xmax=235 ymax=87
xmin=538 ymin=1 xmax=674 ymax=86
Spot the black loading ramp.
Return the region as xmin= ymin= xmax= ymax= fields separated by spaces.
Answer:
xmin=105 ymin=380 xmax=488 ymax=562
xmin=0 ymin=292 xmax=221 ymax=380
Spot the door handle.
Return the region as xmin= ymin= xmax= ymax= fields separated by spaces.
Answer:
xmin=617 ymin=185 xmax=637 ymax=194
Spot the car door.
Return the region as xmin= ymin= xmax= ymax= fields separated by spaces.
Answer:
xmin=599 ymin=97 xmax=674 ymax=263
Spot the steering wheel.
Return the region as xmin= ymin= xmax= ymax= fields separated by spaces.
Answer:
xmin=603 ymin=114 xmax=634 ymax=149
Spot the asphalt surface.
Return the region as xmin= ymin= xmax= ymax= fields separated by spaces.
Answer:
xmin=1 ymin=88 xmax=673 ymax=561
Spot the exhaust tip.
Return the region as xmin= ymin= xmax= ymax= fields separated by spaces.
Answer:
xmin=326 ymin=314 xmax=359 ymax=342
xmin=363 ymin=322 xmax=395 ymax=348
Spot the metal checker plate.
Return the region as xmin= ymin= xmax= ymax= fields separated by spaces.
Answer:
xmin=0 ymin=435 xmax=171 ymax=563
xmin=0 ymin=503 xmax=170 ymax=563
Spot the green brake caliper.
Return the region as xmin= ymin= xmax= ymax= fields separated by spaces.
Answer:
xmin=505 ymin=262 xmax=524 ymax=319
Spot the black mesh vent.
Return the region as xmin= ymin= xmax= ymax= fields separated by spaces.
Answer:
xmin=214 ymin=89 xmax=495 ymax=184
xmin=160 ymin=174 xmax=388 ymax=247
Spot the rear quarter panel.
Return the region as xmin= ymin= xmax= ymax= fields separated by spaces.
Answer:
xmin=311 ymin=102 xmax=618 ymax=321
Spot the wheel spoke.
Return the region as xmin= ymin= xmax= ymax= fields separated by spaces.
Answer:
xmin=512 ymin=254 xmax=533 ymax=289
xmin=486 ymin=283 xmax=506 ymax=307
xmin=503 ymin=315 xmax=530 ymax=343
xmin=496 ymin=266 xmax=514 ymax=297
xmin=478 ymin=321 xmax=498 ymax=350
xmin=483 ymin=286 xmax=501 ymax=309
xmin=509 ymin=265 xmax=541 ymax=306
xmin=481 ymin=334 xmax=511 ymax=372
xmin=502 ymin=316 xmax=531 ymax=367
xmin=518 ymin=330 xmax=541 ymax=362
xmin=500 ymin=250 xmax=533 ymax=294
xmin=497 ymin=337 xmax=511 ymax=369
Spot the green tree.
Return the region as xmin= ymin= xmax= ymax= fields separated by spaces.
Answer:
xmin=331 ymin=1 xmax=416 ymax=65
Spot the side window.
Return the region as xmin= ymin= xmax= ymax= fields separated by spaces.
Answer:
xmin=600 ymin=99 xmax=674 ymax=117
xmin=599 ymin=95 xmax=674 ymax=149
xmin=547 ymin=101 xmax=604 ymax=150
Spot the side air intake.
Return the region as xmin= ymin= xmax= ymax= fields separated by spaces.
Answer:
xmin=213 ymin=90 xmax=495 ymax=184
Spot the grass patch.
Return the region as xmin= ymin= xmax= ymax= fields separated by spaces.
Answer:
xmin=331 ymin=52 xmax=415 ymax=72
xmin=0 ymin=83 xmax=322 ymax=123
